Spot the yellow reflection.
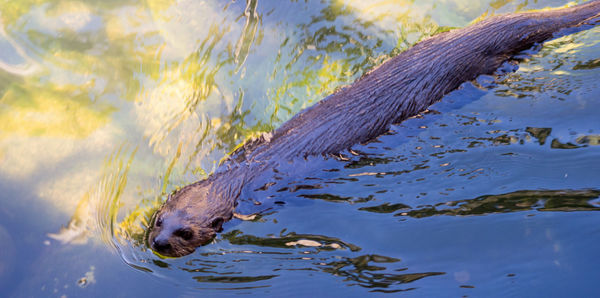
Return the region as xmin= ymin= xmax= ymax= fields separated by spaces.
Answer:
xmin=554 ymin=42 xmax=584 ymax=54
xmin=94 ymin=147 xmax=137 ymax=248
xmin=0 ymin=0 xmax=48 ymax=25
xmin=0 ymin=85 xmax=114 ymax=138
xmin=0 ymin=81 xmax=118 ymax=179
xmin=339 ymin=0 xmax=426 ymax=21
xmin=0 ymin=0 xmax=158 ymax=217
xmin=47 ymin=146 xmax=145 ymax=247
xmin=337 ymin=0 xmax=441 ymax=48
xmin=47 ymin=191 xmax=91 ymax=245
xmin=146 ymin=0 xmax=240 ymax=59
xmin=45 ymin=1 xmax=92 ymax=32
xmin=3 ymin=0 xmax=594 ymax=263
xmin=135 ymin=67 xmax=220 ymax=175
xmin=134 ymin=21 xmax=239 ymax=176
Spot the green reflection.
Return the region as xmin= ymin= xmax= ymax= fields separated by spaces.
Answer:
xmin=526 ymin=127 xmax=552 ymax=145
xmin=573 ymin=58 xmax=600 ymax=70
xmin=300 ymin=193 xmax=375 ymax=204
xmin=320 ymin=254 xmax=444 ymax=292
xmin=0 ymin=83 xmax=115 ymax=138
xmin=1 ymin=0 xmax=598 ymax=294
xmin=379 ymin=189 xmax=600 ymax=218
xmin=359 ymin=203 xmax=411 ymax=214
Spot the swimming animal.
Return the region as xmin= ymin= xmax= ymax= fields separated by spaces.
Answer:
xmin=147 ymin=1 xmax=600 ymax=257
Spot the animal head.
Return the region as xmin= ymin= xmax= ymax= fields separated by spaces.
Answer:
xmin=147 ymin=179 xmax=236 ymax=257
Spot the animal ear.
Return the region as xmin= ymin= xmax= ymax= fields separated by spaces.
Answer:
xmin=210 ymin=217 xmax=224 ymax=232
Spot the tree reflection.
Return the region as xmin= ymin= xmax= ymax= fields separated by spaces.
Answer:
xmin=526 ymin=127 xmax=552 ymax=145
xmin=358 ymin=189 xmax=600 ymax=217
xmin=320 ymin=254 xmax=444 ymax=293
xmin=573 ymin=58 xmax=600 ymax=70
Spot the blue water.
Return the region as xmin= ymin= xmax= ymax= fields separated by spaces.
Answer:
xmin=0 ymin=0 xmax=598 ymax=297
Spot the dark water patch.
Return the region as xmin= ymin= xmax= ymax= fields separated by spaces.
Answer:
xmin=465 ymin=134 xmax=517 ymax=147
xmin=344 ymin=155 xmax=397 ymax=169
xmin=289 ymin=184 xmax=323 ymax=192
xmin=196 ymin=250 xmax=292 ymax=258
xmin=551 ymin=138 xmax=581 ymax=149
xmin=223 ymin=229 xmax=361 ymax=252
xmin=395 ymin=189 xmax=600 ymax=218
xmin=254 ymin=181 xmax=276 ymax=191
xmin=359 ymin=203 xmax=411 ymax=214
xmin=319 ymin=253 xmax=445 ymax=291
xmin=129 ymin=264 xmax=153 ymax=273
xmin=300 ymin=193 xmax=374 ymax=204
xmin=573 ymin=58 xmax=600 ymax=70
xmin=194 ymin=284 xmax=271 ymax=291
xmin=348 ymin=161 xmax=431 ymax=177
xmin=430 ymin=149 xmax=468 ymax=159
xmin=192 ymin=274 xmax=278 ymax=284
xmin=152 ymin=259 xmax=170 ymax=268
xmin=526 ymin=127 xmax=552 ymax=145
xmin=370 ymin=287 xmax=418 ymax=293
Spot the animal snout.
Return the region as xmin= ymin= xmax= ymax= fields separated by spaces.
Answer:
xmin=152 ymin=238 xmax=171 ymax=252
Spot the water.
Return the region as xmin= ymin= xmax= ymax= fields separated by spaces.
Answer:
xmin=0 ymin=0 xmax=599 ymax=296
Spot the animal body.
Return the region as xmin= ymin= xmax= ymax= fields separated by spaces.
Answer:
xmin=147 ymin=1 xmax=600 ymax=257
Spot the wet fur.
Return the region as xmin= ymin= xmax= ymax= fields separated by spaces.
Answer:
xmin=148 ymin=1 xmax=600 ymax=257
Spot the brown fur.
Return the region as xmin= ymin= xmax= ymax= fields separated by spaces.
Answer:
xmin=148 ymin=1 xmax=600 ymax=257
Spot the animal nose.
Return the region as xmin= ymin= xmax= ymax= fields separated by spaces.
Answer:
xmin=152 ymin=238 xmax=171 ymax=252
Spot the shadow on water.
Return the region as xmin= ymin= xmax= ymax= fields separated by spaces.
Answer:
xmin=360 ymin=189 xmax=600 ymax=217
xmin=319 ymin=254 xmax=445 ymax=293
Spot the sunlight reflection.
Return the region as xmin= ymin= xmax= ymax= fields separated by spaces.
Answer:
xmin=47 ymin=1 xmax=94 ymax=32
xmin=0 ymin=0 xmax=598 ymax=294
xmin=0 ymin=20 xmax=40 ymax=76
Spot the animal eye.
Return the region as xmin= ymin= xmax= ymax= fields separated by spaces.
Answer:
xmin=156 ymin=217 xmax=163 ymax=227
xmin=210 ymin=217 xmax=224 ymax=231
xmin=173 ymin=228 xmax=194 ymax=241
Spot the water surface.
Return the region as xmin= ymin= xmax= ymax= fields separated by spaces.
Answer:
xmin=0 ymin=0 xmax=599 ymax=296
